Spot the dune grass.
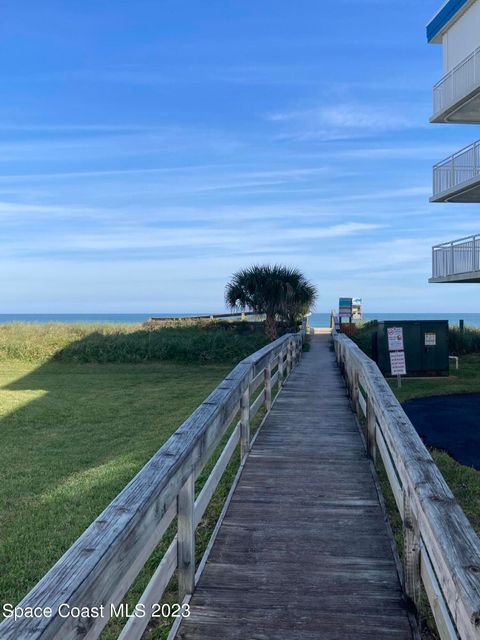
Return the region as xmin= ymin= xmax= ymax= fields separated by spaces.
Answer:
xmin=449 ymin=325 xmax=480 ymax=355
xmin=0 ymin=322 xmax=269 ymax=365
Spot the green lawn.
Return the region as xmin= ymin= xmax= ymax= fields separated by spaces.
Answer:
xmin=0 ymin=358 xmax=231 ymax=614
xmin=391 ymin=353 xmax=480 ymax=405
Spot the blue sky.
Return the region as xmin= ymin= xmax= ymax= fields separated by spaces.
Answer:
xmin=1 ymin=0 xmax=478 ymax=313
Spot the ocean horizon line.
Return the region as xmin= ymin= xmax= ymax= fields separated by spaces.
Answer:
xmin=0 ymin=312 xmax=478 ymax=328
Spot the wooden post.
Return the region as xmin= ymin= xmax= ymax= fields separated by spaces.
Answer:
xmin=278 ymin=347 xmax=285 ymax=388
xmin=352 ymin=371 xmax=360 ymax=416
xmin=403 ymin=490 xmax=421 ymax=612
xmin=345 ymin=355 xmax=353 ymax=398
xmin=366 ymin=397 xmax=377 ymax=464
xmin=177 ymin=473 xmax=195 ymax=601
xmin=286 ymin=341 xmax=292 ymax=375
xmin=240 ymin=388 xmax=250 ymax=460
xmin=264 ymin=360 xmax=272 ymax=412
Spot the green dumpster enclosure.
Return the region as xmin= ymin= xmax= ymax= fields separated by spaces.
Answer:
xmin=373 ymin=320 xmax=449 ymax=377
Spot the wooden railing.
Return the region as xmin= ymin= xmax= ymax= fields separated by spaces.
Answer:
xmin=0 ymin=326 xmax=306 ymax=640
xmin=148 ymin=311 xmax=265 ymax=323
xmin=333 ymin=330 xmax=480 ymax=640
xmin=148 ymin=312 xmax=312 ymax=330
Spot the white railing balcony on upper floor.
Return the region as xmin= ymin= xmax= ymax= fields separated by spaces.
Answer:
xmin=431 ymin=234 xmax=480 ymax=282
xmin=432 ymin=139 xmax=480 ymax=202
xmin=432 ymin=45 xmax=480 ymax=123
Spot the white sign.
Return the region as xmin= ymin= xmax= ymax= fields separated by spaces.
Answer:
xmin=387 ymin=327 xmax=404 ymax=352
xmin=425 ymin=332 xmax=436 ymax=346
xmin=390 ymin=351 xmax=406 ymax=376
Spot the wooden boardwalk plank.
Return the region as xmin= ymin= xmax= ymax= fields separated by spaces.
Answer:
xmin=176 ymin=334 xmax=415 ymax=640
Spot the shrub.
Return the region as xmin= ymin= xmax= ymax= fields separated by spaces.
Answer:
xmin=349 ymin=321 xmax=377 ymax=358
xmin=449 ymin=326 xmax=480 ymax=355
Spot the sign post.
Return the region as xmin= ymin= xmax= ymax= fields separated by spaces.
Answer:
xmin=387 ymin=327 xmax=406 ymax=388
xmin=339 ymin=298 xmax=353 ymax=322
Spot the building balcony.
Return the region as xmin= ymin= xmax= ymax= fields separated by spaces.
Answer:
xmin=431 ymin=139 xmax=480 ymax=202
xmin=432 ymin=45 xmax=480 ymax=123
xmin=430 ymin=234 xmax=480 ymax=282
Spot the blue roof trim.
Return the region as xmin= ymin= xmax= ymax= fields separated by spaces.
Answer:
xmin=427 ymin=0 xmax=470 ymax=42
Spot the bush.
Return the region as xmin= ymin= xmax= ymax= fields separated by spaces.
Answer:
xmin=0 ymin=323 xmax=270 ymax=365
xmin=349 ymin=321 xmax=377 ymax=358
xmin=449 ymin=326 xmax=480 ymax=355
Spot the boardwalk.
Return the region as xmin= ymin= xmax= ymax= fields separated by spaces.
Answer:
xmin=177 ymin=334 xmax=416 ymax=640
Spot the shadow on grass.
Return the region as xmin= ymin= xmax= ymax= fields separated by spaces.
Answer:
xmin=0 ymin=330 xmax=239 ymax=621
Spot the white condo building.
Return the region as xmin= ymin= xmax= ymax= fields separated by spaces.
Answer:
xmin=428 ymin=0 xmax=480 ymax=282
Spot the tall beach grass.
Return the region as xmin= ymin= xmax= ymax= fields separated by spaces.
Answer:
xmin=0 ymin=322 xmax=269 ymax=365
xmin=449 ymin=325 xmax=480 ymax=355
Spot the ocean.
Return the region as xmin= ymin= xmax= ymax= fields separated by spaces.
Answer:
xmin=0 ymin=312 xmax=478 ymax=328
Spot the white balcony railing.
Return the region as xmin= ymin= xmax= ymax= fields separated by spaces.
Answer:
xmin=433 ymin=139 xmax=480 ymax=198
xmin=433 ymin=45 xmax=480 ymax=117
xmin=432 ymin=234 xmax=480 ymax=278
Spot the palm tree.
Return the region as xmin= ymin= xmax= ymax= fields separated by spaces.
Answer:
xmin=225 ymin=264 xmax=317 ymax=340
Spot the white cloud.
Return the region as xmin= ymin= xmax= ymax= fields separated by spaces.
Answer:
xmin=267 ymin=101 xmax=427 ymax=141
xmin=0 ymin=219 xmax=381 ymax=257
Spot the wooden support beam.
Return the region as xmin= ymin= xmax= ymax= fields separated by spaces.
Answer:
xmin=366 ymin=396 xmax=377 ymax=465
xmin=403 ymin=490 xmax=421 ymax=612
xmin=352 ymin=371 xmax=360 ymax=416
xmin=278 ymin=348 xmax=285 ymax=388
xmin=240 ymin=388 xmax=250 ymax=460
xmin=286 ymin=342 xmax=292 ymax=375
xmin=264 ymin=361 xmax=272 ymax=412
xmin=178 ymin=474 xmax=195 ymax=601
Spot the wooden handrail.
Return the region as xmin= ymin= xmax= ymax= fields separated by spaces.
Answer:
xmin=149 ymin=311 xmax=264 ymax=322
xmin=0 ymin=324 xmax=306 ymax=640
xmin=333 ymin=329 xmax=480 ymax=640
xmin=149 ymin=312 xmax=313 ymax=323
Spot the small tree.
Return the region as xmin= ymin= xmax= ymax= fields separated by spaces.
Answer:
xmin=225 ymin=264 xmax=317 ymax=340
